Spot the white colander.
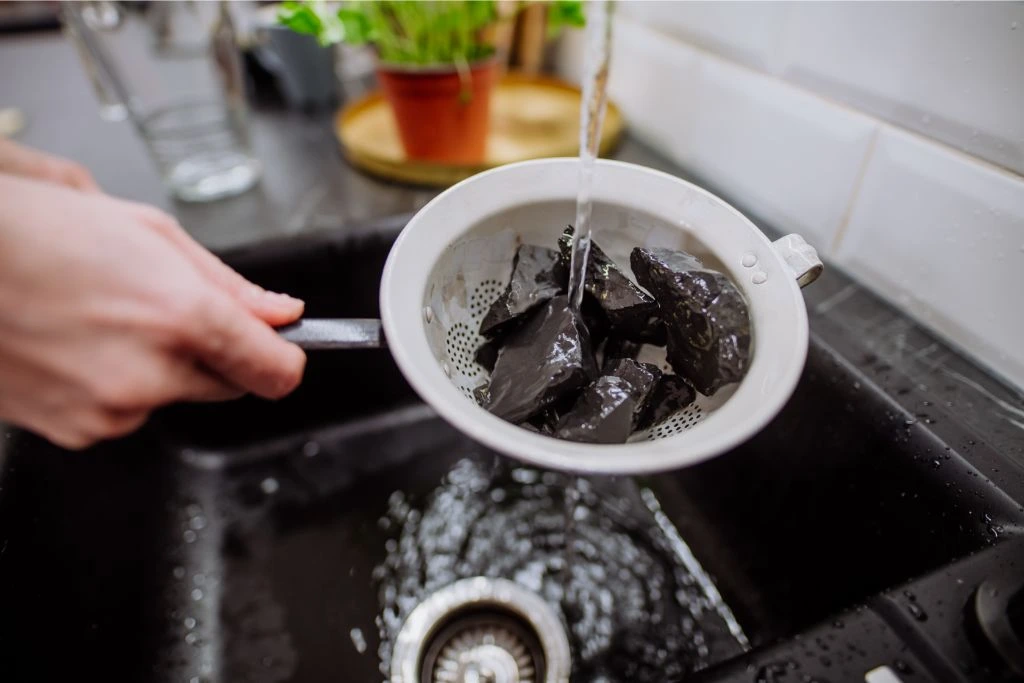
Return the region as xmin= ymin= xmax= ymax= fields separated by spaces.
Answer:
xmin=281 ymin=159 xmax=822 ymax=474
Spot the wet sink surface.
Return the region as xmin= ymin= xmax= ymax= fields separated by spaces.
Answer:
xmin=1 ymin=223 xmax=1022 ymax=682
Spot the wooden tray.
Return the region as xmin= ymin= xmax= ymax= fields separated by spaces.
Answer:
xmin=336 ymin=73 xmax=625 ymax=187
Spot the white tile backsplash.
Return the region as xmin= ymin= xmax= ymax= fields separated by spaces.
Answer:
xmin=613 ymin=1 xmax=1024 ymax=177
xmin=604 ymin=18 xmax=701 ymax=163
xmin=682 ymin=55 xmax=877 ymax=251
xmin=779 ymin=2 xmax=1024 ymax=177
xmin=834 ymin=127 xmax=1024 ymax=390
xmin=602 ymin=16 xmax=876 ymax=253
xmin=618 ymin=1 xmax=791 ymax=74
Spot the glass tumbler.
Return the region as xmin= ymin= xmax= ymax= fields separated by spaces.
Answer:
xmin=62 ymin=1 xmax=261 ymax=202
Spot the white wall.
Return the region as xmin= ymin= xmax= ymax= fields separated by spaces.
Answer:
xmin=558 ymin=1 xmax=1024 ymax=391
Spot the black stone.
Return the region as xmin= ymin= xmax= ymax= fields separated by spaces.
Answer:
xmin=601 ymin=336 xmax=643 ymax=372
xmin=474 ymin=339 xmax=501 ymax=373
xmin=473 ymin=383 xmax=490 ymax=407
xmin=554 ymin=358 xmax=661 ymax=444
xmin=637 ymin=375 xmax=697 ymax=430
xmin=479 ymin=244 xmax=566 ymax=339
xmin=483 ymin=296 xmax=597 ymax=424
xmin=631 ymin=247 xmax=751 ymax=396
xmin=558 ymin=226 xmax=662 ymax=342
xmin=581 ymin=294 xmax=611 ymax=347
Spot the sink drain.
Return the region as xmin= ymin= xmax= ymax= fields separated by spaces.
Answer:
xmin=390 ymin=577 xmax=571 ymax=683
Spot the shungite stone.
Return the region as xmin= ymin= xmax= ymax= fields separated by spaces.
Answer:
xmin=474 ymin=339 xmax=501 ymax=373
xmin=558 ymin=227 xmax=662 ymax=342
xmin=601 ymin=336 xmax=643 ymax=372
xmin=483 ymin=296 xmax=597 ymax=424
xmin=631 ymin=247 xmax=751 ymax=396
xmin=480 ymin=244 xmax=565 ymax=339
xmin=554 ymin=358 xmax=661 ymax=444
xmin=637 ymin=375 xmax=697 ymax=430
xmin=581 ymin=294 xmax=611 ymax=347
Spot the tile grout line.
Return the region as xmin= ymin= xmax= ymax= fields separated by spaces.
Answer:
xmin=830 ymin=125 xmax=881 ymax=257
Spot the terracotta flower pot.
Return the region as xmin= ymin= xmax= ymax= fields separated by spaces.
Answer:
xmin=376 ymin=60 xmax=497 ymax=165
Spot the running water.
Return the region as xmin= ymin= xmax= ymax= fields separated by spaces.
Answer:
xmin=567 ymin=0 xmax=614 ymax=311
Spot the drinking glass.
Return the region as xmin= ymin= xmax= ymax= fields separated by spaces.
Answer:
xmin=62 ymin=0 xmax=261 ymax=202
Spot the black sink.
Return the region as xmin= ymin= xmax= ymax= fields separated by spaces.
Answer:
xmin=1 ymin=220 xmax=1022 ymax=683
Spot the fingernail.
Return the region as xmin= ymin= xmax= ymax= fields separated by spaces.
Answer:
xmin=264 ymin=290 xmax=303 ymax=305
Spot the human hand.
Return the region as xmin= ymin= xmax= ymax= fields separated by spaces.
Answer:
xmin=0 ymin=173 xmax=307 ymax=449
xmin=0 ymin=136 xmax=100 ymax=192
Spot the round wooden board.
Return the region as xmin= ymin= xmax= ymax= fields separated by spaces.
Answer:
xmin=337 ymin=73 xmax=625 ymax=187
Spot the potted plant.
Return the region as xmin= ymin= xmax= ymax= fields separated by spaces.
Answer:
xmin=278 ymin=0 xmax=584 ymax=164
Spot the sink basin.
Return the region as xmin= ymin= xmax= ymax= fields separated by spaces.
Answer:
xmin=1 ymin=219 xmax=1021 ymax=682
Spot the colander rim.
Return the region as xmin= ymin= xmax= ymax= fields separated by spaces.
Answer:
xmin=380 ymin=158 xmax=808 ymax=474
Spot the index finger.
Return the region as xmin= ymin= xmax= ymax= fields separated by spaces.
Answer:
xmin=183 ymin=292 xmax=307 ymax=399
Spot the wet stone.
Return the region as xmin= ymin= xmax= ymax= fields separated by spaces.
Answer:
xmin=601 ymin=336 xmax=643 ymax=372
xmin=483 ymin=295 xmax=597 ymax=424
xmin=479 ymin=244 xmax=565 ymax=339
xmin=581 ymin=294 xmax=611 ymax=347
xmin=559 ymin=227 xmax=663 ymax=342
xmin=555 ymin=358 xmax=661 ymax=444
xmin=473 ymin=339 xmax=501 ymax=373
xmin=638 ymin=375 xmax=697 ymax=430
xmin=631 ymin=247 xmax=751 ymax=396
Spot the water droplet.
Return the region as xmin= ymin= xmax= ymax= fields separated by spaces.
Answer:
xmin=423 ymin=306 xmax=434 ymax=323
xmin=183 ymin=529 xmax=198 ymax=544
xmin=172 ymin=566 xmax=186 ymax=580
xmin=184 ymin=616 xmax=197 ymax=629
xmin=184 ymin=632 xmax=198 ymax=646
xmin=189 ymin=515 xmax=207 ymax=531
xmin=905 ymin=418 xmax=918 ymax=426
xmin=350 ymin=627 xmax=368 ymax=654
xmin=931 ymin=459 xmax=942 ymax=469
xmin=260 ymin=477 xmax=280 ymax=495
xmin=907 ymin=602 xmax=928 ymax=621
xmin=192 ymin=573 xmax=205 ymax=586
xmin=303 ymin=441 xmax=320 ymax=457
xmin=751 ymin=271 xmax=768 ymax=285
xmin=190 ymin=588 xmax=203 ymax=602
xmin=442 ymin=362 xmax=452 ymax=378
xmin=894 ymin=659 xmax=913 ymax=674
xmin=741 ymin=252 xmax=757 ymax=268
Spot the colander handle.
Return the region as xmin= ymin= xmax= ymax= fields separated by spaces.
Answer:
xmin=278 ymin=318 xmax=385 ymax=349
xmin=771 ymin=234 xmax=823 ymax=288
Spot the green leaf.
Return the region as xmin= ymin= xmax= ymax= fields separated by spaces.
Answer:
xmin=337 ymin=6 xmax=373 ymax=44
xmin=547 ymin=0 xmax=586 ymax=37
xmin=276 ymin=1 xmax=323 ymax=37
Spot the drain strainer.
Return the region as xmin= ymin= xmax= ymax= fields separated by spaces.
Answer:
xmin=390 ymin=577 xmax=571 ymax=683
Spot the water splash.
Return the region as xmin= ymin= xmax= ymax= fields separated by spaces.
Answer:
xmin=373 ymin=458 xmax=747 ymax=681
